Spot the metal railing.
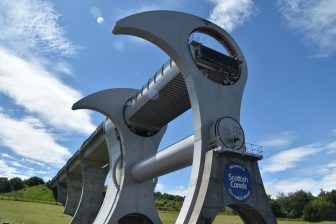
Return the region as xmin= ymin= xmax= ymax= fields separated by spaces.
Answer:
xmin=208 ymin=137 xmax=263 ymax=158
xmin=245 ymin=143 xmax=263 ymax=157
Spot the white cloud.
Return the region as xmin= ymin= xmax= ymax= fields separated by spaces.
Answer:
xmin=11 ymin=161 xmax=25 ymax=168
xmin=0 ymin=113 xmax=70 ymax=167
xmin=0 ymin=47 xmax=95 ymax=134
xmin=53 ymin=61 xmax=73 ymax=76
xmin=0 ymin=153 xmax=53 ymax=179
xmin=155 ymin=183 xmax=188 ymax=196
xmin=0 ymin=160 xmax=26 ymax=179
xmin=278 ymin=0 xmax=336 ymax=57
xmin=0 ymin=0 xmax=95 ymax=135
xmin=21 ymin=158 xmax=47 ymax=167
xmin=319 ymin=161 xmax=336 ymax=175
xmin=0 ymin=159 xmax=52 ymax=179
xmin=262 ymin=144 xmax=322 ymax=173
xmin=0 ymin=153 xmax=13 ymax=159
xmin=265 ymin=178 xmax=318 ymax=197
xmin=332 ymin=129 xmax=336 ymax=137
xmin=321 ymin=172 xmax=336 ymax=191
xmin=155 ymin=183 xmax=165 ymax=192
xmin=326 ymin=140 xmax=336 ymax=154
xmin=325 ymin=161 xmax=336 ymax=169
xmin=0 ymin=0 xmax=97 ymax=179
xmin=0 ymin=0 xmax=78 ymax=57
xmin=167 ymin=185 xmax=188 ymax=197
xmin=265 ymin=162 xmax=336 ymax=198
xmin=208 ymin=0 xmax=257 ymax=32
xmin=259 ymin=131 xmax=296 ymax=148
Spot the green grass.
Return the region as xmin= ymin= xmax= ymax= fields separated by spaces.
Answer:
xmin=0 ymin=200 xmax=336 ymax=224
xmin=158 ymin=212 xmax=336 ymax=224
xmin=0 ymin=200 xmax=71 ymax=224
xmin=158 ymin=211 xmax=245 ymax=224
xmin=1 ymin=185 xmax=56 ymax=202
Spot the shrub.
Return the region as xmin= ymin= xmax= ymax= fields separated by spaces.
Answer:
xmin=9 ymin=177 xmax=24 ymax=191
xmin=303 ymin=198 xmax=336 ymax=221
xmin=25 ymin=176 xmax=45 ymax=187
xmin=0 ymin=177 xmax=11 ymax=193
xmin=303 ymin=200 xmax=320 ymax=222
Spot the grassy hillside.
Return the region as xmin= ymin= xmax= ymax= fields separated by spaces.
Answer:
xmin=1 ymin=185 xmax=55 ymax=202
xmin=155 ymin=192 xmax=184 ymax=212
xmin=0 ymin=200 xmax=71 ymax=224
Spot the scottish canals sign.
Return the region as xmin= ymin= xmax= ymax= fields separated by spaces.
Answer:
xmin=224 ymin=163 xmax=252 ymax=202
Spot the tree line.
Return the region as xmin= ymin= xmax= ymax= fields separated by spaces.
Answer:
xmin=154 ymin=192 xmax=184 ymax=212
xmin=155 ymin=192 xmax=184 ymax=202
xmin=269 ymin=189 xmax=336 ymax=222
xmin=0 ymin=176 xmax=45 ymax=193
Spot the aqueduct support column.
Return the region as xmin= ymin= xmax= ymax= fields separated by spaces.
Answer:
xmin=56 ymin=179 xmax=67 ymax=206
xmin=71 ymin=156 xmax=109 ymax=224
xmin=64 ymin=169 xmax=83 ymax=216
xmin=93 ymin=120 xmax=121 ymax=224
xmin=74 ymin=90 xmax=166 ymax=224
xmin=191 ymin=150 xmax=275 ymax=223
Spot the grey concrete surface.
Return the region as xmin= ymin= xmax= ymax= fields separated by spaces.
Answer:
xmin=71 ymin=158 xmax=108 ymax=224
xmin=56 ymin=179 xmax=67 ymax=206
xmin=64 ymin=170 xmax=83 ymax=216
xmin=73 ymin=88 xmax=165 ymax=224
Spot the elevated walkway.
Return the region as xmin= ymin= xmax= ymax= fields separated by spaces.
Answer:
xmin=124 ymin=42 xmax=240 ymax=135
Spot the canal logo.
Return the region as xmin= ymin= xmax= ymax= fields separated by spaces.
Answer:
xmin=224 ymin=163 xmax=252 ymax=202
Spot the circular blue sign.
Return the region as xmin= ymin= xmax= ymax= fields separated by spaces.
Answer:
xmin=224 ymin=163 xmax=252 ymax=202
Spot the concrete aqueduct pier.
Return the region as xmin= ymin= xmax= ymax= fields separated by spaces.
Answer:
xmin=51 ymin=10 xmax=277 ymax=224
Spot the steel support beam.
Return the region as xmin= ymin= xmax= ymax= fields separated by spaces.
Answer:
xmin=131 ymin=135 xmax=194 ymax=182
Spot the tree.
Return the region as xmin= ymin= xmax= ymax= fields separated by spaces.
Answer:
xmin=9 ymin=177 xmax=24 ymax=191
xmin=0 ymin=177 xmax=11 ymax=193
xmin=276 ymin=192 xmax=291 ymax=217
xmin=318 ymin=199 xmax=336 ymax=221
xmin=25 ymin=176 xmax=45 ymax=187
xmin=269 ymin=199 xmax=285 ymax=218
xmin=324 ymin=189 xmax=336 ymax=205
xmin=290 ymin=190 xmax=314 ymax=218
xmin=303 ymin=198 xmax=336 ymax=221
xmin=278 ymin=190 xmax=314 ymax=218
xmin=303 ymin=199 xmax=320 ymax=222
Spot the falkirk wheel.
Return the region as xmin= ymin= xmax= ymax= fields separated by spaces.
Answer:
xmin=51 ymin=10 xmax=277 ymax=224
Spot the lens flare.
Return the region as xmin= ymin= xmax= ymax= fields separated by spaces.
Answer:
xmin=97 ymin=16 xmax=105 ymax=24
xmin=90 ymin=7 xmax=101 ymax=18
xmin=113 ymin=40 xmax=125 ymax=52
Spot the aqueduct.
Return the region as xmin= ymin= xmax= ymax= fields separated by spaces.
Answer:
xmin=50 ymin=10 xmax=277 ymax=224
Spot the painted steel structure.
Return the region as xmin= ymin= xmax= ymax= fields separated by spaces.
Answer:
xmin=51 ymin=10 xmax=276 ymax=224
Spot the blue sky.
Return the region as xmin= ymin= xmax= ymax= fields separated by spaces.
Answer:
xmin=0 ymin=0 xmax=335 ymax=198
